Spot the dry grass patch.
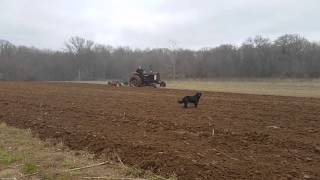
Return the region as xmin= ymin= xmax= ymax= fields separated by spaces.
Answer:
xmin=167 ymin=79 xmax=320 ymax=97
xmin=0 ymin=122 xmax=173 ymax=180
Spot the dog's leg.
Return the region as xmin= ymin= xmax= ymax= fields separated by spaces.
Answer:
xmin=194 ymin=102 xmax=198 ymax=108
xmin=184 ymin=102 xmax=188 ymax=108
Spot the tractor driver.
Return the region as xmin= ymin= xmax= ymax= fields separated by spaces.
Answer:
xmin=136 ymin=66 xmax=144 ymax=77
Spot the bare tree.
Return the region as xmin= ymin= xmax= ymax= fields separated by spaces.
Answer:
xmin=65 ymin=36 xmax=94 ymax=80
xmin=168 ymin=39 xmax=177 ymax=80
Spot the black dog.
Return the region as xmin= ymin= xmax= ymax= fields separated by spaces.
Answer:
xmin=178 ymin=92 xmax=202 ymax=108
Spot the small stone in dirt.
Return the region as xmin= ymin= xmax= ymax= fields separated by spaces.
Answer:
xmin=266 ymin=125 xmax=280 ymax=129
xmin=305 ymin=157 xmax=312 ymax=162
xmin=303 ymin=174 xmax=312 ymax=179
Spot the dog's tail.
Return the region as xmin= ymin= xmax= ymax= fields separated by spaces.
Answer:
xmin=178 ymin=100 xmax=183 ymax=104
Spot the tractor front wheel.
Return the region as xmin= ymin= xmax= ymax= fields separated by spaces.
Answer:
xmin=160 ymin=81 xmax=166 ymax=87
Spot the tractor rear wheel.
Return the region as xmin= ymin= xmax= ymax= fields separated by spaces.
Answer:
xmin=129 ymin=75 xmax=142 ymax=87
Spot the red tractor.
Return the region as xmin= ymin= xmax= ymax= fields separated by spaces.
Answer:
xmin=129 ymin=70 xmax=166 ymax=88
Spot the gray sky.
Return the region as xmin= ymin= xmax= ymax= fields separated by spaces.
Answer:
xmin=1 ymin=0 xmax=320 ymax=50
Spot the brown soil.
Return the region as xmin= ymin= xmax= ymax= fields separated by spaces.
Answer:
xmin=0 ymin=82 xmax=319 ymax=180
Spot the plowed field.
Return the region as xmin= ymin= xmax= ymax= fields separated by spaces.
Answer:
xmin=0 ymin=82 xmax=319 ymax=179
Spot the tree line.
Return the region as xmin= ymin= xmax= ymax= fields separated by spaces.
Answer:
xmin=1 ymin=34 xmax=320 ymax=81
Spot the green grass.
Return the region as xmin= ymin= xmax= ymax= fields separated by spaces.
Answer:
xmin=22 ymin=163 xmax=38 ymax=174
xmin=166 ymin=79 xmax=320 ymax=98
xmin=0 ymin=149 xmax=16 ymax=165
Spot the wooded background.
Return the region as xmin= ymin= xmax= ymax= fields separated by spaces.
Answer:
xmin=1 ymin=34 xmax=320 ymax=81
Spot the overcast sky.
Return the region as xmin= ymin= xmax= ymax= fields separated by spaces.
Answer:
xmin=1 ymin=0 xmax=320 ymax=50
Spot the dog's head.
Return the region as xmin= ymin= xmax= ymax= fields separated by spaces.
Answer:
xmin=196 ymin=92 xmax=202 ymax=99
